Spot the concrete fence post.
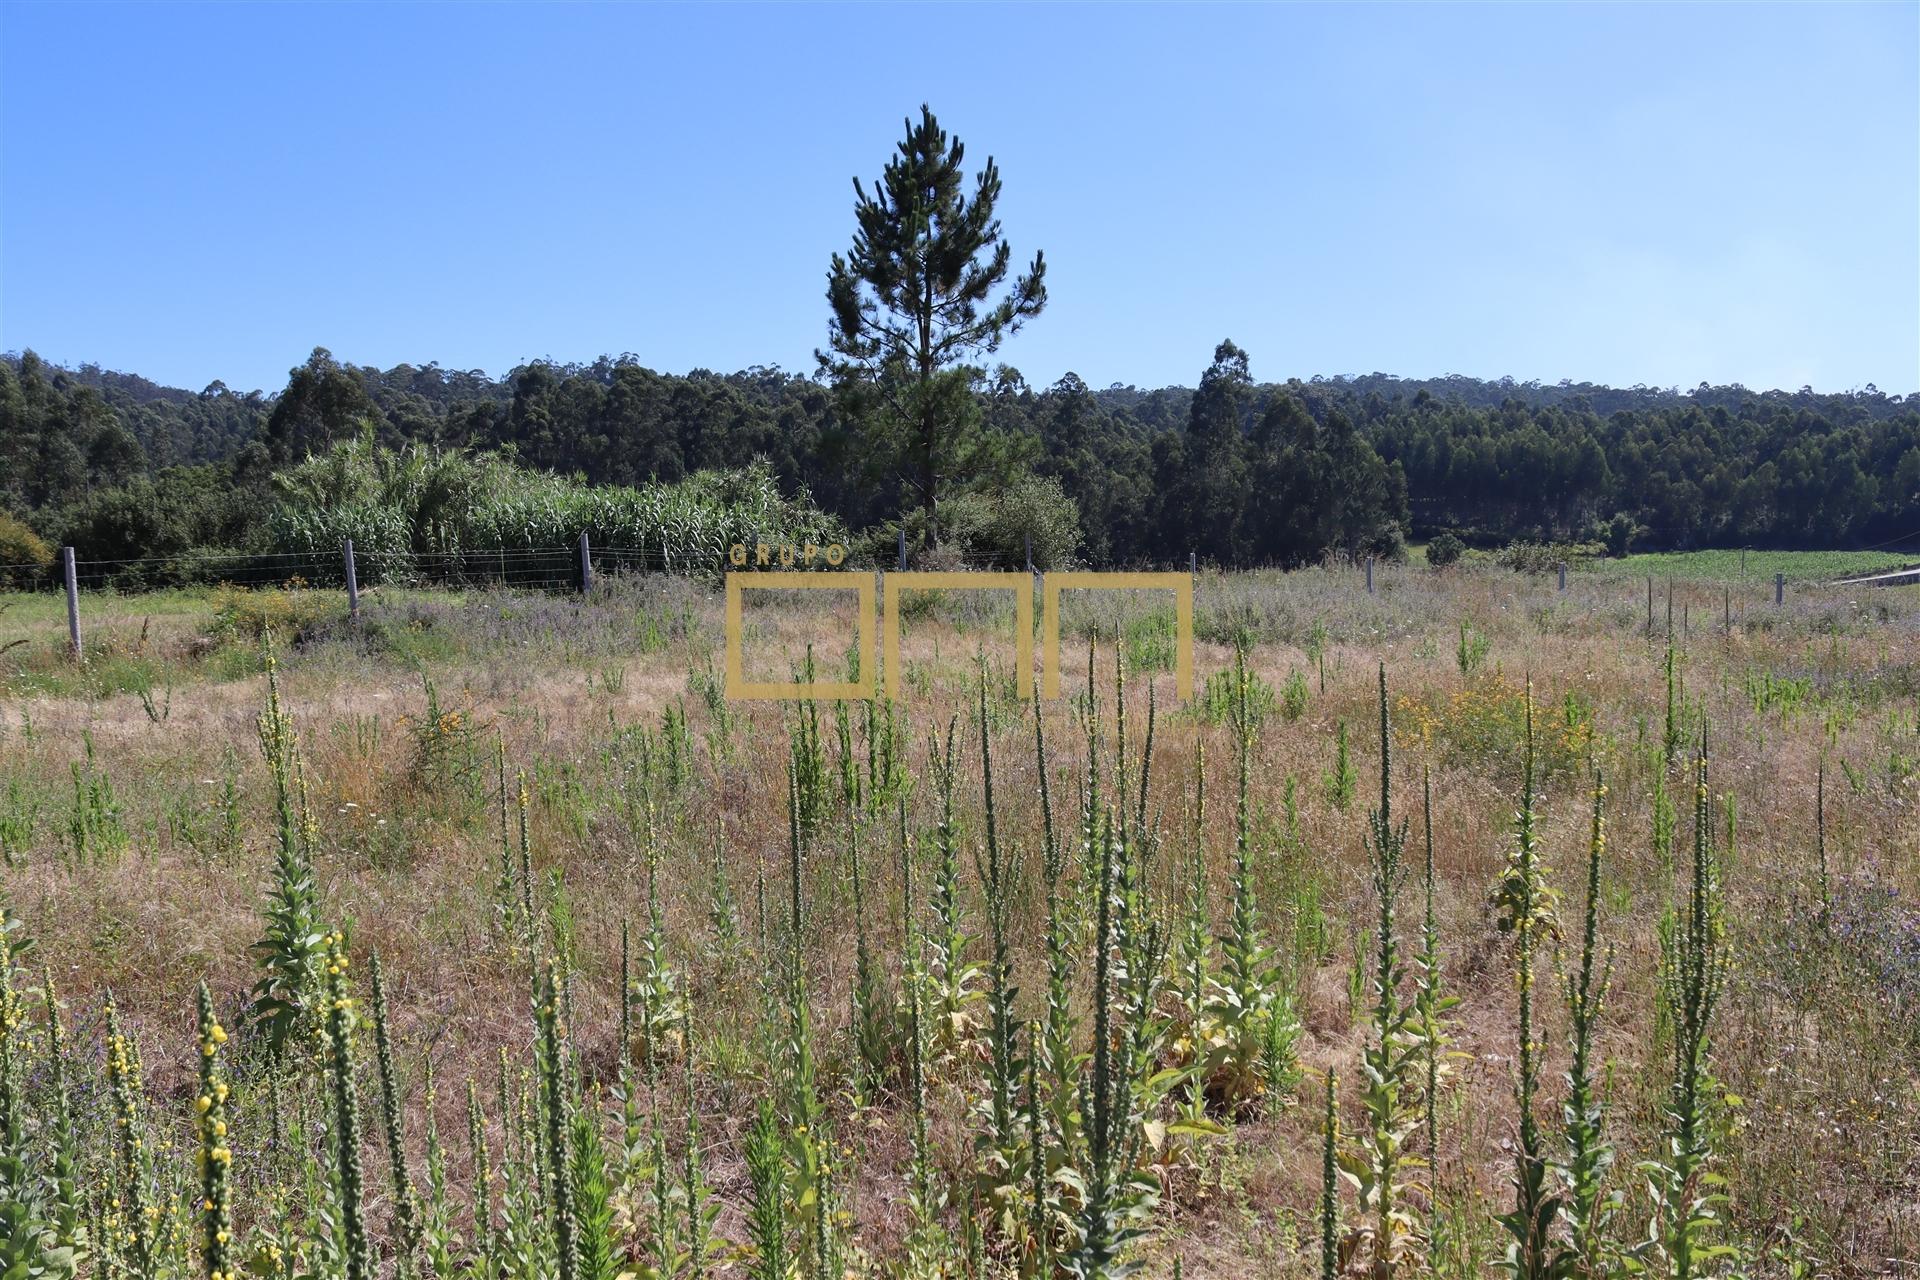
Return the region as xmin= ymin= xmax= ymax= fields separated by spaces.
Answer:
xmin=62 ymin=546 xmax=81 ymax=659
xmin=579 ymin=531 xmax=593 ymax=594
xmin=1557 ymin=561 xmax=1566 ymax=592
xmin=1365 ymin=555 xmax=1375 ymax=594
xmin=1775 ymin=572 xmax=1785 ymax=606
xmin=344 ymin=538 xmax=360 ymax=618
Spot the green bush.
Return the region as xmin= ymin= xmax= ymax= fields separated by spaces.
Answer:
xmin=1426 ymin=531 xmax=1465 ymax=568
xmin=1604 ymin=512 xmax=1635 ymax=558
xmin=210 ymin=584 xmax=333 ymax=644
xmin=0 ymin=513 xmax=53 ymax=587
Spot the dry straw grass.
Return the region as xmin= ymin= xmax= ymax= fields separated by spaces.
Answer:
xmin=0 ymin=565 xmax=1914 ymax=1277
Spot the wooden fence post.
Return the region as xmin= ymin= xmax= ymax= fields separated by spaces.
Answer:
xmin=1557 ymin=561 xmax=1566 ymax=592
xmin=1365 ymin=555 xmax=1375 ymax=594
xmin=579 ymin=531 xmax=593 ymax=594
xmin=1775 ymin=572 xmax=1784 ymax=606
xmin=344 ymin=539 xmax=360 ymax=618
xmin=62 ymin=546 xmax=81 ymax=659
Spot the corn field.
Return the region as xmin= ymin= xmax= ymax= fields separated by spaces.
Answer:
xmin=0 ymin=566 xmax=1915 ymax=1278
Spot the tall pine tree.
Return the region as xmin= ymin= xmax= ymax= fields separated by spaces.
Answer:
xmin=818 ymin=105 xmax=1047 ymax=550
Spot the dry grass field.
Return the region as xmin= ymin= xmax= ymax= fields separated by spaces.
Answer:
xmin=0 ymin=564 xmax=1915 ymax=1278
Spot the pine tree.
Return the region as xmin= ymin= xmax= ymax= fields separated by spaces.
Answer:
xmin=820 ymin=104 xmax=1047 ymax=545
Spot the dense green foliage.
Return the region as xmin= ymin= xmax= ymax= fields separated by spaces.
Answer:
xmin=3 ymin=343 xmax=1915 ymax=573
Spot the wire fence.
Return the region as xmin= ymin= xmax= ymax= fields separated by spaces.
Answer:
xmin=4 ymin=536 xmax=1913 ymax=664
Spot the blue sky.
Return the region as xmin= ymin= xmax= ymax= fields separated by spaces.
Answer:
xmin=2 ymin=2 xmax=1914 ymax=395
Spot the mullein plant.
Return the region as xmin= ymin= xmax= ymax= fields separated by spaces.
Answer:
xmin=1170 ymin=738 xmax=1217 ymax=1139
xmin=535 ymin=962 xmax=578 ymax=1280
xmin=1635 ymin=735 xmax=1730 ymax=1280
xmin=40 ymin=970 xmax=84 ymax=1251
xmin=779 ymin=762 xmax=840 ymax=1280
xmin=675 ymin=1009 xmax=721 ymax=1280
xmin=250 ymin=646 xmax=325 ymax=1057
xmin=1554 ymin=770 xmax=1619 ymax=1277
xmin=194 ymin=982 xmax=235 ymax=1280
xmin=1412 ymin=767 xmax=1459 ymax=1264
xmin=1065 ymin=807 xmax=1135 ymax=1278
xmin=744 ymin=1101 xmax=788 ymax=1280
xmin=1493 ymin=686 xmax=1562 ymax=1279
xmin=922 ymin=718 xmax=983 ymax=1064
xmin=416 ymin=1060 xmax=459 ymax=1280
xmin=1202 ymin=646 xmax=1299 ymax=1117
xmin=897 ymin=801 xmax=953 ymax=1274
xmin=1320 ymin=1069 xmax=1342 ymax=1280
xmin=370 ymin=954 xmax=424 ymax=1273
xmin=466 ymin=1077 xmax=499 ymax=1279
xmin=321 ymin=935 xmax=373 ymax=1280
xmin=0 ymin=911 xmax=70 ymax=1280
xmin=846 ymin=811 xmax=897 ymax=1106
xmin=972 ymin=668 xmax=1032 ymax=1241
xmin=106 ymin=993 xmax=163 ymax=1279
xmin=1339 ymin=665 xmax=1426 ymax=1275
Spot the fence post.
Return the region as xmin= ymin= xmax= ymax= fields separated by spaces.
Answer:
xmin=1557 ymin=561 xmax=1566 ymax=592
xmin=62 ymin=546 xmax=81 ymax=660
xmin=898 ymin=526 xmax=908 ymax=573
xmin=579 ymin=531 xmax=593 ymax=594
xmin=1646 ymin=577 xmax=1654 ymax=634
xmin=1025 ymin=533 xmax=1033 ymax=575
xmin=1723 ymin=587 xmax=1731 ymax=633
xmin=1774 ymin=572 xmax=1784 ymax=606
xmin=1365 ymin=555 xmax=1375 ymax=595
xmin=343 ymin=539 xmax=360 ymax=618
xmin=1188 ymin=549 xmax=1196 ymax=579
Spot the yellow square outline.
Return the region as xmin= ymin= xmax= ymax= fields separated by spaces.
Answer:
xmin=882 ymin=572 xmax=1035 ymax=700
xmin=1041 ymin=572 xmax=1193 ymax=700
xmin=724 ymin=571 xmax=876 ymax=700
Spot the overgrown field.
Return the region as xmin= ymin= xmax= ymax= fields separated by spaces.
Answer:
xmin=0 ymin=567 xmax=1915 ymax=1278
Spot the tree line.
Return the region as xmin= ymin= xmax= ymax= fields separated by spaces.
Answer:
xmin=3 ymin=343 xmax=1916 ymax=575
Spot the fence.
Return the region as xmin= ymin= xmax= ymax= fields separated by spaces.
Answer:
xmin=4 ymin=533 xmax=1881 ymax=665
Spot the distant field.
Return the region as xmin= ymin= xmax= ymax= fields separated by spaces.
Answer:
xmin=1584 ymin=547 xmax=1917 ymax=582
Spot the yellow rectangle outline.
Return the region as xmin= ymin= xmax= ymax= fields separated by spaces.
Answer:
xmin=882 ymin=572 xmax=1035 ymax=700
xmin=724 ymin=571 xmax=876 ymax=700
xmin=1041 ymin=572 xmax=1193 ymax=700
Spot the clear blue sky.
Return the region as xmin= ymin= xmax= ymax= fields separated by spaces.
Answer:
xmin=3 ymin=2 xmax=1914 ymax=396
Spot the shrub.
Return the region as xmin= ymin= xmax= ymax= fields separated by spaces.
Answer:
xmin=211 ymin=583 xmax=332 ymax=644
xmin=1604 ymin=512 xmax=1635 ymax=559
xmin=0 ymin=513 xmax=53 ymax=588
xmin=1426 ymin=532 xmax=1465 ymax=568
